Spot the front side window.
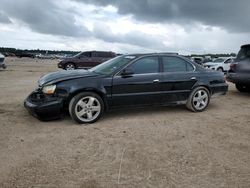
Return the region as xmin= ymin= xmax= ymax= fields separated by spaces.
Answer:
xmin=128 ymin=57 xmax=159 ymax=74
xmin=163 ymin=56 xmax=193 ymax=72
xmin=81 ymin=52 xmax=91 ymax=58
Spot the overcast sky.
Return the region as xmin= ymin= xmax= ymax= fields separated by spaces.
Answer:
xmin=0 ymin=0 xmax=249 ymax=54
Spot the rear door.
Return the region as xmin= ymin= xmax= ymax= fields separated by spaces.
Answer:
xmin=78 ymin=52 xmax=92 ymax=68
xmin=160 ymin=56 xmax=197 ymax=102
xmin=111 ymin=56 xmax=163 ymax=107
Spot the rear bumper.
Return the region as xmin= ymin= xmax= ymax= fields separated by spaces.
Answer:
xmin=210 ymin=83 xmax=228 ymax=96
xmin=24 ymin=92 xmax=63 ymax=121
xmin=226 ymin=72 xmax=250 ymax=85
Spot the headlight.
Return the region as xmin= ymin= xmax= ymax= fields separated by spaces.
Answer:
xmin=42 ymin=85 xmax=56 ymax=94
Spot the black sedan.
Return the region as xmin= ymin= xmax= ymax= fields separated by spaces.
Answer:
xmin=24 ymin=53 xmax=228 ymax=124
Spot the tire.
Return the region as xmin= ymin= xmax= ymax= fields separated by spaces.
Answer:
xmin=186 ymin=86 xmax=210 ymax=112
xmin=235 ymin=83 xmax=249 ymax=92
xmin=65 ymin=63 xmax=76 ymax=70
xmin=69 ymin=92 xmax=104 ymax=124
xmin=217 ymin=67 xmax=223 ymax=72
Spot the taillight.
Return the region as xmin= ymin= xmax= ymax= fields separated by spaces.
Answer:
xmin=229 ymin=63 xmax=237 ymax=72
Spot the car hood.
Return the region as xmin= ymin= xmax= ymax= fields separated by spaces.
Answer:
xmin=38 ymin=69 xmax=98 ymax=86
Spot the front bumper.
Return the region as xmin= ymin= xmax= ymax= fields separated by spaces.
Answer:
xmin=58 ymin=62 xmax=64 ymax=69
xmin=226 ymin=72 xmax=250 ymax=85
xmin=24 ymin=91 xmax=64 ymax=121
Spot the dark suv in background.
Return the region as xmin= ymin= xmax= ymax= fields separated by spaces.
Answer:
xmin=58 ymin=51 xmax=116 ymax=70
xmin=227 ymin=44 xmax=250 ymax=92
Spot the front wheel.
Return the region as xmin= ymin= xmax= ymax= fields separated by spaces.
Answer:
xmin=65 ymin=63 xmax=75 ymax=70
xmin=69 ymin=92 xmax=104 ymax=124
xmin=186 ymin=87 xmax=210 ymax=112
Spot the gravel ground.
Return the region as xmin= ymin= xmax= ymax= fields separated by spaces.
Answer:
xmin=0 ymin=57 xmax=250 ymax=188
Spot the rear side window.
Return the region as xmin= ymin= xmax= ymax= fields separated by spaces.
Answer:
xmin=93 ymin=52 xmax=114 ymax=58
xmin=162 ymin=56 xmax=194 ymax=72
xmin=128 ymin=56 xmax=159 ymax=74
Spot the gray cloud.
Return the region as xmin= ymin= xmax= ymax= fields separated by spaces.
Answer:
xmin=0 ymin=0 xmax=89 ymax=37
xmin=0 ymin=11 xmax=11 ymax=23
xmin=75 ymin=0 xmax=250 ymax=33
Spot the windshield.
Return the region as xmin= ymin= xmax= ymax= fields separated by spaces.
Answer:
xmin=213 ymin=58 xmax=225 ymax=63
xmin=236 ymin=47 xmax=250 ymax=60
xmin=90 ymin=55 xmax=135 ymax=75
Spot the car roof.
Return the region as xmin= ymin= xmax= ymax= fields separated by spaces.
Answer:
xmin=123 ymin=53 xmax=179 ymax=57
xmin=241 ymin=44 xmax=250 ymax=48
xmin=84 ymin=51 xmax=115 ymax=53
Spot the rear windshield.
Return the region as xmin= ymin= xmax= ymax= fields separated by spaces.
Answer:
xmin=236 ymin=47 xmax=250 ymax=60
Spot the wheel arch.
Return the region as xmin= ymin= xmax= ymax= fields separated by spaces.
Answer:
xmin=64 ymin=62 xmax=76 ymax=69
xmin=217 ymin=67 xmax=224 ymax=71
xmin=66 ymin=88 xmax=108 ymax=111
xmin=191 ymin=83 xmax=211 ymax=95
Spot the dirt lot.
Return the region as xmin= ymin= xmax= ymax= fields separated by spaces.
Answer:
xmin=0 ymin=57 xmax=250 ymax=188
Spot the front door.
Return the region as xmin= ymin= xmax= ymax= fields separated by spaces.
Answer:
xmin=111 ymin=56 xmax=163 ymax=107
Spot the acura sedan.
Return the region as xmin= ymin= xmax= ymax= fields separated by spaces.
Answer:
xmin=24 ymin=53 xmax=228 ymax=124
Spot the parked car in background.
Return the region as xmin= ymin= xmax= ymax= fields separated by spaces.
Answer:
xmin=25 ymin=53 xmax=228 ymax=124
xmin=16 ymin=52 xmax=35 ymax=58
xmin=227 ymin=44 xmax=250 ymax=92
xmin=191 ymin=57 xmax=204 ymax=65
xmin=204 ymin=57 xmax=234 ymax=72
xmin=0 ymin=53 xmax=7 ymax=69
xmin=58 ymin=51 xmax=116 ymax=70
xmin=36 ymin=53 xmax=56 ymax=59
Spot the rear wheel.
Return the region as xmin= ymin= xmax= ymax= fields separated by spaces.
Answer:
xmin=186 ymin=87 xmax=210 ymax=112
xmin=235 ymin=83 xmax=249 ymax=92
xmin=65 ymin=63 xmax=75 ymax=70
xmin=69 ymin=92 xmax=104 ymax=124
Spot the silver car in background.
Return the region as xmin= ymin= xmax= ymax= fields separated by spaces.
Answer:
xmin=0 ymin=53 xmax=6 ymax=69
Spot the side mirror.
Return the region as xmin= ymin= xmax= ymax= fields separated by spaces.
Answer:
xmin=121 ymin=68 xmax=134 ymax=77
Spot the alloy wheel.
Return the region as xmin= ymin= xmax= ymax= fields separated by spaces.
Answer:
xmin=65 ymin=63 xmax=75 ymax=70
xmin=75 ymin=96 xmax=101 ymax=123
xmin=192 ymin=90 xmax=209 ymax=111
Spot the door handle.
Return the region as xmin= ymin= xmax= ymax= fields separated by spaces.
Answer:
xmin=190 ymin=77 xmax=196 ymax=80
xmin=153 ymin=79 xmax=160 ymax=83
